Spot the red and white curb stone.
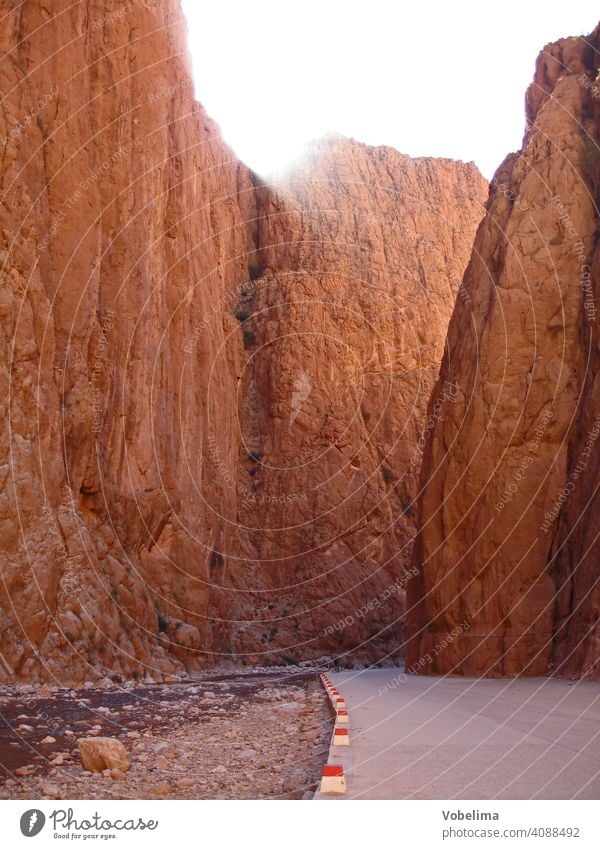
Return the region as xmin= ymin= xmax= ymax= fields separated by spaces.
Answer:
xmin=333 ymin=727 xmax=350 ymax=746
xmin=318 ymin=671 xmax=350 ymax=796
xmin=319 ymin=764 xmax=347 ymax=795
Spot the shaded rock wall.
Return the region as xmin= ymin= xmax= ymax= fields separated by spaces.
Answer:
xmin=406 ymin=26 xmax=600 ymax=678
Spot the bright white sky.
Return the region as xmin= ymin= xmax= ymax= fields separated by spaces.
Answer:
xmin=181 ymin=0 xmax=598 ymax=179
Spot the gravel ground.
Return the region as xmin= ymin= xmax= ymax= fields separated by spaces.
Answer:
xmin=0 ymin=672 xmax=333 ymax=799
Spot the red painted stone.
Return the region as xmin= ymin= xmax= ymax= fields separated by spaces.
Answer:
xmin=322 ymin=765 xmax=344 ymax=777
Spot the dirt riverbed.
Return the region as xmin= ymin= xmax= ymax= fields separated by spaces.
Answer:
xmin=0 ymin=669 xmax=333 ymax=799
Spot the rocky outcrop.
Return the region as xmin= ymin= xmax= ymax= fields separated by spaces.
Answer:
xmin=0 ymin=1 xmax=485 ymax=683
xmin=406 ymin=26 xmax=600 ymax=678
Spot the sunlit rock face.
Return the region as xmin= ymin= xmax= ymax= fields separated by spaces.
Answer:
xmin=0 ymin=0 xmax=252 ymax=683
xmin=213 ymin=140 xmax=486 ymax=665
xmin=406 ymin=25 xmax=600 ymax=679
xmin=0 ymin=1 xmax=484 ymax=683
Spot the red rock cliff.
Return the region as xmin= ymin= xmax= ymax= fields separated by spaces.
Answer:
xmin=406 ymin=25 xmax=600 ymax=678
xmin=0 ymin=0 xmax=253 ymax=683
xmin=0 ymin=1 xmax=485 ymax=683
xmin=208 ymin=140 xmax=486 ymax=665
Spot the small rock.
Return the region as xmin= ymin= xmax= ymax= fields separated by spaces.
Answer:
xmin=177 ymin=777 xmax=194 ymax=788
xmin=40 ymin=736 xmax=56 ymax=744
xmin=50 ymin=755 xmax=64 ymax=766
xmin=40 ymin=782 xmax=60 ymax=797
xmin=15 ymin=766 xmax=33 ymax=777
xmin=152 ymin=781 xmax=170 ymax=796
xmin=110 ymin=768 xmax=126 ymax=781
xmin=155 ymin=756 xmax=169 ymax=770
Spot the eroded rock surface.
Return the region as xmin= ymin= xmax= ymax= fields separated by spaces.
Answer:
xmin=406 ymin=26 xmax=600 ymax=678
xmin=0 ymin=1 xmax=485 ymax=682
xmin=0 ymin=0 xmax=252 ymax=683
xmin=211 ymin=140 xmax=486 ymax=664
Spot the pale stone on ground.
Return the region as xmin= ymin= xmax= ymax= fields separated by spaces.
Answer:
xmin=77 ymin=737 xmax=131 ymax=773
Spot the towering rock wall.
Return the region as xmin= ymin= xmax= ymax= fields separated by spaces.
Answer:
xmin=210 ymin=140 xmax=486 ymax=664
xmin=0 ymin=0 xmax=253 ymax=683
xmin=0 ymin=1 xmax=485 ymax=683
xmin=406 ymin=26 xmax=600 ymax=678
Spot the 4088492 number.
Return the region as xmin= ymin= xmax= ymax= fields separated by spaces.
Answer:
xmin=529 ymin=827 xmax=580 ymax=838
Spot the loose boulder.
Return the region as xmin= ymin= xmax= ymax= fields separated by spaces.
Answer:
xmin=77 ymin=737 xmax=130 ymax=773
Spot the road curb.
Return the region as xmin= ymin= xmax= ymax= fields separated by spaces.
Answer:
xmin=319 ymin=764 xmax=347 ymax=795
xmin=317 ymin=671 xmax=351 ymax=796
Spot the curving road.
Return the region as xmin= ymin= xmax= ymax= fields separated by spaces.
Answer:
xmin=315 ymin=669 xmax=600 ymax=800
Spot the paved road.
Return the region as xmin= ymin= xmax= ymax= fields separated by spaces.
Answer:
xmin=315 ymin=669 xmax=600 ymax=800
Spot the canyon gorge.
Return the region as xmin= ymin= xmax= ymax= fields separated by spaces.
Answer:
xmin=0 ymin=1 xmax=598 ymax=687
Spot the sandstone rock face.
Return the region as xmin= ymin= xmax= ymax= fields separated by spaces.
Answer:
xmin=0 ymin=0 xmax=252 ymax=683
xmin=0 ymin=1 xmax=484 ymax=682
xmin=406 ymin=26 xmax=600 ymax=678
xmin=77 ymin=737 xmax=130 ymax=773
xmin=210 ymin=141 xmax=486 ymax=663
